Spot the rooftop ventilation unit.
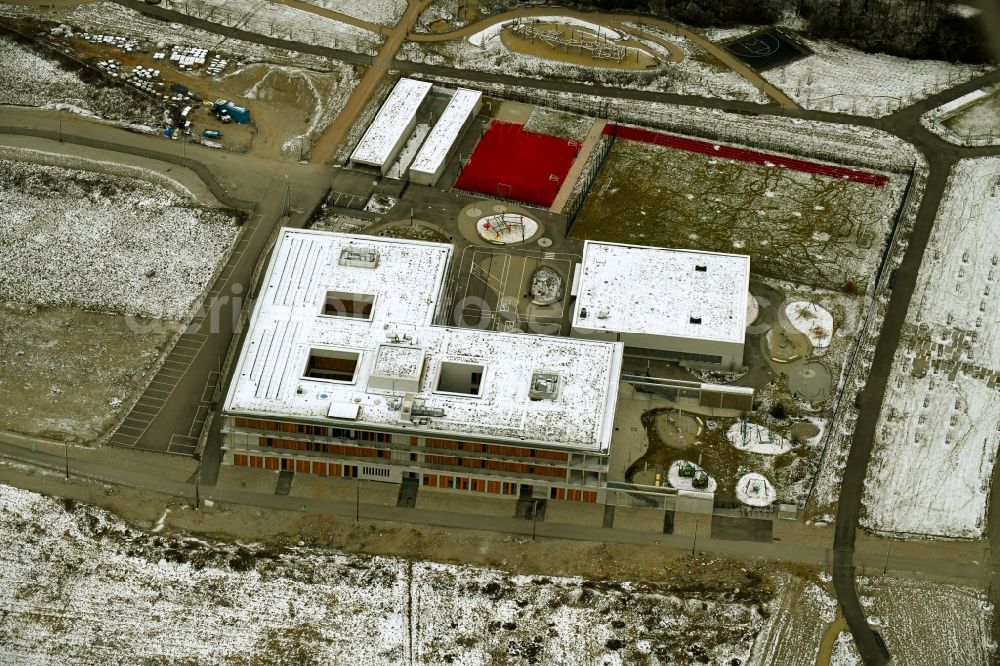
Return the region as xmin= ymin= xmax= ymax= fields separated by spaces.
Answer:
xmin=339 ymin=246 xmax=379 ymax=268
xmin=528 ymin=372 xmax=560 ymax=401
xmin=396 ymin=392 xmax=415 ymax=425
xmin=695 ymin=264 xmax=707 ymax=272
xmin=411 ymin=398 xmax=445 ymax=418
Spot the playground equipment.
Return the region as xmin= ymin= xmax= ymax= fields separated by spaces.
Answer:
xmin=512 ymin=20 xmax=628 ymax=63
xmin=477 ymin=212 xmax=539 ymax=245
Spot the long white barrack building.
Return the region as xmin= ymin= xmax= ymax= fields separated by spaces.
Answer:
xmin=408 ymin=88 xmax=483 ymax=186
xmin=350 ymin=78 xmax=432 ymax=174
xmin=572 ymin=241 xmax=750 ymax=369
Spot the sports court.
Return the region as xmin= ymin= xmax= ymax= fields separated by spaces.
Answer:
xmin=454 ymin=121 xmax=580 ymax=208
xmin=723 ymin=28 xmax=810 ymax=71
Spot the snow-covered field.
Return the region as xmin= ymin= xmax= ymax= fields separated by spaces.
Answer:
xmin=164 ymin=0 xmax=380 ymax=51
xmin=414 ymin=0 xmax=462 ymax=33
xmin=923 ymin=84 xmax=1000 ymax=147
xmin=0 ymin=483 xmax=768 ymax=664
xmin=764 ymin=38 xmax=990 ymax=117
xmin=857 ymin=576 xmax=995 ymax=665
xmin=399 ymin=20 xmax=768 ymax=103
xmin=749 ymin=573 xmax=995 ymax=665
xmin=299 ymin=0 xmax=405 ymax=26
xmin=0 ymin=160 xmax=239 ymax=321
xmin=0 ymin=2 xmax=332 ymax=70
xmin=864 ymin=158 xmax=1000 ymax=538
xmin=0 ymin=36 xmax=159 ymax=124
xmin=747 ymin=573 xmax=837 ymax=665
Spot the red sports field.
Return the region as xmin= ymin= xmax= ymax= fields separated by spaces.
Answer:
xmin=455 ymin=121 xmax=579 ymax=207
xmin=604 ymin=124 xmax=890 ymax=187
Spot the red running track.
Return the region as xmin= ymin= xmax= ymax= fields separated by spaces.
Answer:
xmin=604 ymin=124 xmax=889 ymax=187
xmin=455 ymin=120 xmax=579 ymax=207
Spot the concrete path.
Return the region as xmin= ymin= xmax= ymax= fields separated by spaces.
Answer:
xmin=0 ymin=132 xmax=221 ymax=207
xmin=548 ymin=117 xmax=606 ymax=214
xmin=0 ymin=434 xmax=992 ymax=585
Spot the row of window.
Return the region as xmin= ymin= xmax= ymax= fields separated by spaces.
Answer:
xmin=232 ymin=418 xmax=569 ymax=461
xmin=257 ymin=437 xmax=569 ymax=478
xmin=230 ymin=454 xmax=596 ymax=502
xmin=624 ymin=345 xmax=723 ymax=365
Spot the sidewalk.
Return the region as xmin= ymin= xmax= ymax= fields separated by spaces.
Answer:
xmin=0 ymin=432 xmax=990 ymax=583
xmin=549 ymin=118 xmax=607 ymax=214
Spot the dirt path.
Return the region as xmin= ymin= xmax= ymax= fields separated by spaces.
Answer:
xmin=308 ymin=0 xmax=433 ymax=165
xmin=815 ymin=614 xmax=847 ymax=666
xmin=268 ymin=0 xmax=389 ymax=37
xmin=613 ymin=22 xmax=683 ymax=64
xmin=409 ymin=7 xmax=798 ymax=108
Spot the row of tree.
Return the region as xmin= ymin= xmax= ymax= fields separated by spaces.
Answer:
xmin=562 ymin=0 xmax=994 ymax=63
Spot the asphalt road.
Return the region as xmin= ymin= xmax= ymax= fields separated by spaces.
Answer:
xmin=0 ymin=437 xmax=990 ymax=584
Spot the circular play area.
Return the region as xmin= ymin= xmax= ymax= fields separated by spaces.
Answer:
xmin=476 ymin=212 xmax=539 ymax=244
xmin=788 ymin=360 xmax=833 ymax=401
xmin=655 ymin=410 xmax=704 ymax=449
xmin=736 ymin=473 xmax=776 ymax=507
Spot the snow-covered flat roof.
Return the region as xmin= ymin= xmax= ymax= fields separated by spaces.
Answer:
xmin=224 ymin=230 xmax=622 ymax=452
xmin=409 ymin=88 xmax=482 ymax=176
xmin=351 ymin=78 xmax=432 ymax=167
xmin=573 ymin=241 xmax=750 ymax=343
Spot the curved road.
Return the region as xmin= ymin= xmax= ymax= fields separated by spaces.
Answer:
xmin=408 ymin=6 xmax=797 ymax=107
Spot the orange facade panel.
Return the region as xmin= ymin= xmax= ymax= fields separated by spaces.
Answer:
xmin=485 ymin=460 xmax=531 ymax=474
xmin=425 ymin=454 xmax=458 ymax=466
xmin=233 ymin=454 xmax=248 ymax=467
xmin=485 ymin=444 xmax=532 ymax=458
xmin=535 ymin=449 xmax=568 ymax=461
xmin=264 ymin=457 xmax=278 ymax=471
xmin=234 ymin=417 xmax=277 ymax=430
xmin=311 ymin=462 xmax=327 ymax=476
